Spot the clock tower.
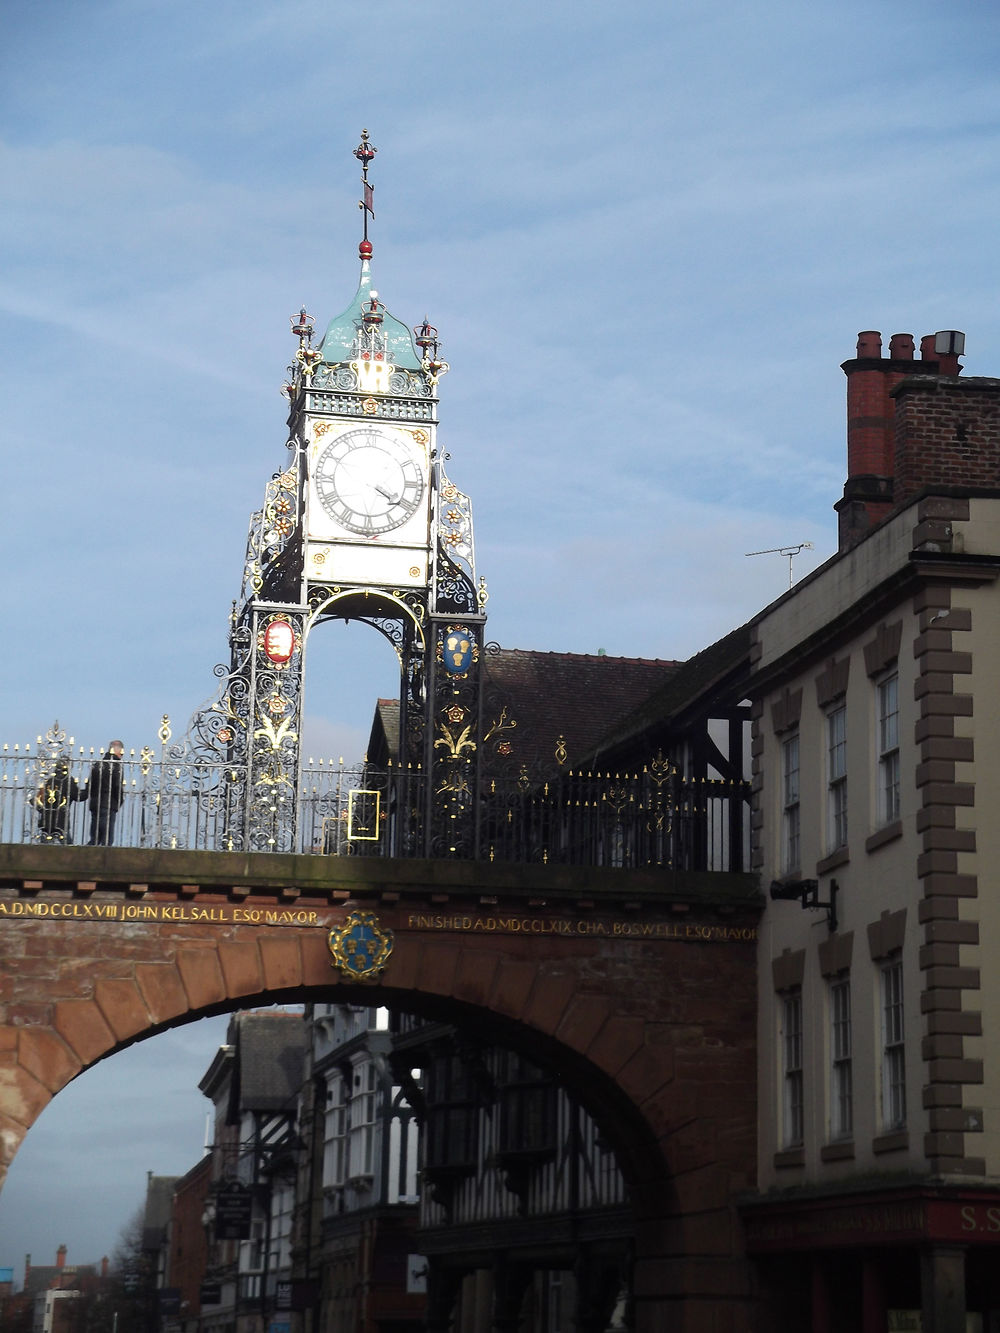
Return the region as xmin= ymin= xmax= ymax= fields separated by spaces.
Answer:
xmin=191 ymin=132 xmax=486 ymax=855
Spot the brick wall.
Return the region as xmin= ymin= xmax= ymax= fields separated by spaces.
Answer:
xmin=893 ymin=376 xmax=1000 ymax=507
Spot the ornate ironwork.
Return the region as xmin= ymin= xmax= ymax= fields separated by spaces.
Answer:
xmin=0 ymin=734 xmax=750 ymax=869
xmin=239 ymin=459 xmax=303 ymax=606
xmin=433 ymin=459 xmax=478 ymax=616
xmin=306 ymin=364 xmax=433 ymax=400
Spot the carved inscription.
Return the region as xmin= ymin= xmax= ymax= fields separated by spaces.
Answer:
xmin=0 ymin=897 xmax=756 ymax=942
xmin=406 ymin=913 xmax=756 ymax=942
xmin=0 ymin=899 xmax=322 ymax=927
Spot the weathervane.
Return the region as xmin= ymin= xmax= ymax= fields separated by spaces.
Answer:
xmin=354 ymin=128 xmax=377 ymax=259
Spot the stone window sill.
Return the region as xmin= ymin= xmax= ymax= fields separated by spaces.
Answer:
xmin=866 ymin=821 xmax=903 ymax=854
xmin=820 ymin=1139 xmax=855 ymax=1162
xmin=873 ymin=1129 xmax=909 ymax=1155
xmin=773 ymin=1147 xmax=804 ymax=1169
xmin=816 ymin=846 xmax=850 ymax=876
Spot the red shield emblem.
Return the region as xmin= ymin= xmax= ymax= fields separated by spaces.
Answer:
xmin=263 ymin=620 xmax=295 ymax=664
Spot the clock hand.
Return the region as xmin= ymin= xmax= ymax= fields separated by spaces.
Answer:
xmin=375 ymin=484 xmax=400 ymax=503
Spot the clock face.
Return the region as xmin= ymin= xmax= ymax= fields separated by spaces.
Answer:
xmin=313 ymin=426 xmax=426 ymax=536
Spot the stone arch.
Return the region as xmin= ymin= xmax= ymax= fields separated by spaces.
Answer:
xmin=0 ymin=885 xmax=758 ymax=1331
xmin=7 ymin=935 xmax=671 ymax=1195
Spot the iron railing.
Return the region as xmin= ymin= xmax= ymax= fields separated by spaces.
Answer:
xmin=3 ymin=731 xmax=750 ymax=871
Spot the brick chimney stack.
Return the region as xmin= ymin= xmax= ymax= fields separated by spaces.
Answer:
xmin=56 ymin=1245 xmax=67 ymax=1269
xmin=836 ymin=329 xmax=963 ymax=549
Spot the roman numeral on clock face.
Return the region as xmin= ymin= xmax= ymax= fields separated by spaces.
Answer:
xmin=312 ymin=426 xmax=426 ymax=535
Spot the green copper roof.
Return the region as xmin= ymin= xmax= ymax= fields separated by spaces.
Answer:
xmin=318 ymin=260 xmax=422 ymax=371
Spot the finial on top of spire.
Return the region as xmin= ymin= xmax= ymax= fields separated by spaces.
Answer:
xmin=354 ymin=129 xmax=377 ymax=260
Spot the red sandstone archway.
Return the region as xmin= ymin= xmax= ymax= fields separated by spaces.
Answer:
xmin=0 ymin=854 xmax=759 ymax=1331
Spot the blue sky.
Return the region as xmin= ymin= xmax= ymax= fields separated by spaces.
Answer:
xmin=3 ymin=0 xmax=1000 ymax=1271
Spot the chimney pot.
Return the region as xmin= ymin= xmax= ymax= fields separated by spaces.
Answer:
xmin=888 ymin=333 xmax=915 ymax=359
xmin=56 ymin=1246 xmax=67 ymax=1269
xmin=934 ymin=330 xmax=966 ymax=357
xmin=857 ymin=330 xmax=882 ymax=358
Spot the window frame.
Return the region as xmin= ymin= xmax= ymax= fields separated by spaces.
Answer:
xmin=828 ymin=975 xmax=853 ymax=1141
xmin=876 ymin=671 xmax=900 ymax=826
xmin=781 ymin=733 xmax=801 ymax=874
xmin=424 ymin=1052 xmax=478 ymax=1175
xmin=880 ymin=956 xmax=906 ymax=1130
xmin=826 ymin=703 xmax=848 ymax=852
xmin=348 ymin=1059 xmax=378 ymax=1179
xmin=497 ymin=1051 xmax=557 ymax=1161
xmin=781 ymin=989 xmax=804 ymax=1148
xmin=323 ymin=1073 xmax=348 ymax=1189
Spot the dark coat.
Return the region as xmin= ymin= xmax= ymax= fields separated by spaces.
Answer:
xmin=87 ymin=753 xmax=124 ymax=812
xmin=35 ymin=764 xmax=83 ymax=837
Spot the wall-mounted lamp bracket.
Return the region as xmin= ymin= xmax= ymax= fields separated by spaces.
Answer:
xmin=769 ymin=877 xmax=839 ymax=933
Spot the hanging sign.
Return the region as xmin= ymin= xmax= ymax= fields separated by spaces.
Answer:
xmin=263 ymin=619 xmax=295 ymax=664
xmin=215 ymin=1180 xmax=253 ymax=1239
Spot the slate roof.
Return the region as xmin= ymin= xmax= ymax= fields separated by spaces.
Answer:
xmin=367 ymin=698 xmax=400 ymax=764
xmin=366 ymin=649 xmax=680 ymax=773
xmin=142 ymin=1174 xmax=180 ymax=1251
xmin=481 ymin=649 xmax=681 ymax=771
xmin=232 ymin=1011 xmax=307 ymax=1113
xmin=23 ymin=1259 xmax=99 ymax=1295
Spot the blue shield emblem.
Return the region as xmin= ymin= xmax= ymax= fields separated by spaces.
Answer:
xmin=328 ymin=910 xmax=394 ymax=979
xmin=443 ymin=629 xmax=474 ymax=675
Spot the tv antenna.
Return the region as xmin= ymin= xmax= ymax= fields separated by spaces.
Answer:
xmin=745 ymin=541 xmax=814 ymax=589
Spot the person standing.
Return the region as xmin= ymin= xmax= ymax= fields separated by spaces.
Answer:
xmin=86 ymin=739 xmax=125 ymax=846
xmin=35 ymin=756 xmax=84 ymax=842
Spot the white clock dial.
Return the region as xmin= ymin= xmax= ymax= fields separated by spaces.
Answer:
xmin=313 ymin=426 xmax=425 ymax=536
